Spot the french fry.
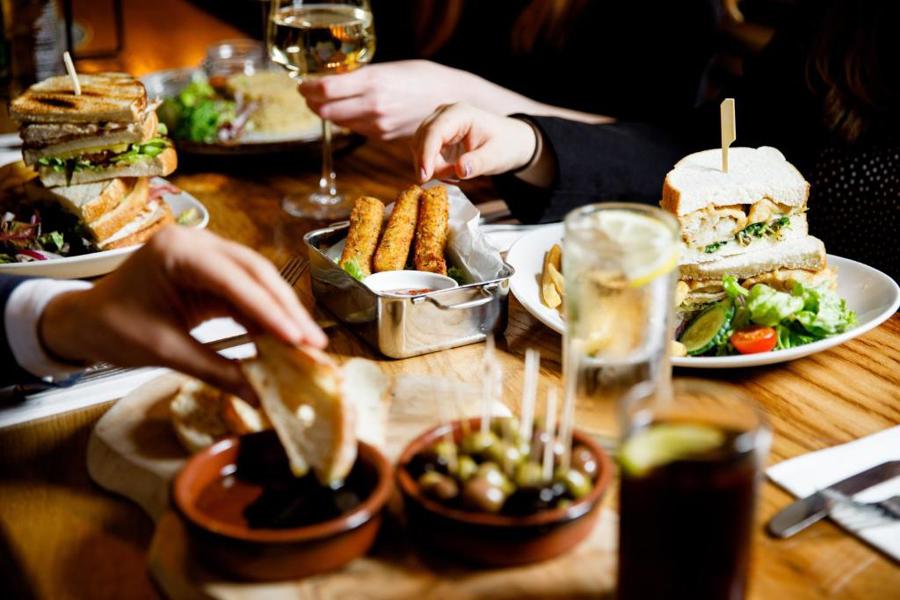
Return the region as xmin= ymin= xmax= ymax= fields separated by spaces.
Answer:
xmin=547 ymin=261 xmax=564 ymax=296
xmin=541 ymin=244 xmax=563 ymax=308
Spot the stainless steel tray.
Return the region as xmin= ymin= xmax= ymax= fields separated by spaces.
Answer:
xmin=304 ymin=223 xmax=514 ymax=358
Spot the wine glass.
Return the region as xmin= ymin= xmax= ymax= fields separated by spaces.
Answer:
xmin=268 ymin=0 xmax=376 ymax=219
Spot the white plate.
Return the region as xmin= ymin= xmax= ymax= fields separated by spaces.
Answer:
xmin=0 ymin=177 xmax=209 ymax=279
xmin=141 ymin=68 xmax=323 ymax=154
xmin=507 ymin=223 xmax=900 ymax=368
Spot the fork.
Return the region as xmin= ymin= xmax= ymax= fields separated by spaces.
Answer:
xmin=822 ymin=488 xmax=900 ymax=529
xmin=32 ymin=255 xmax=310 ymax=389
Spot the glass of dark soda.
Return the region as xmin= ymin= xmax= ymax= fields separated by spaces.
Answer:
xmin=617 ymin=379 xmax=771 ymax=600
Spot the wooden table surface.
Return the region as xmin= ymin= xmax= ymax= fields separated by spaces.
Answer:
xmin=1 ymin=2 xmax=898 ymax=599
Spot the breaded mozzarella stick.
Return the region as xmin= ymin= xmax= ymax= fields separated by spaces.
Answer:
xmin=373 ymin=185 xmax=422 ymax=272
xmin=414 ymin=185 xmax=449 ymax=275
xmin=340 ymin=196 xmax=384 ymax=277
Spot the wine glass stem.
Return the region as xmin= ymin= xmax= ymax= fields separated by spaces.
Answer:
xmin=319 ymin=118 xmax=337 ymax=197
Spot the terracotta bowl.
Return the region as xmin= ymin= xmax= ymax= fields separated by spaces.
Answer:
xmin=173 ymin=430 xmax=392 ymax=581
xmin=396 ymin=418 xmax=613 ymax=567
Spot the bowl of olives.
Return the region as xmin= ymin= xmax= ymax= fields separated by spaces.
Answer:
xmin=396 ymin=417 xmax=612 ymax=566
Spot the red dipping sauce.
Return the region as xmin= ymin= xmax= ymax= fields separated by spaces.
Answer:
xmin=386 ymin=288 xmax=433 ymax=296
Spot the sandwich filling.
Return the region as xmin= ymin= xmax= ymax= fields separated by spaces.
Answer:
xmin=680 ymin=199 xmax=805 ymax=253
xmin=33 ymin=120 xmax=170 ymax=176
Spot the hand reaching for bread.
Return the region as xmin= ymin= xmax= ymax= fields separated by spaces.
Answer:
xmin=39 ymin=226 xmax=326 ymax=400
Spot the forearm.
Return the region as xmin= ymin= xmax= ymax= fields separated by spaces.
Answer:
xmin=460 ymin=69 xmax=613 ymax=126
xmin=2 ymin=279 xmax=93 ymax=382
xmin=39 ymin=288 xmax=100 ymax=365
xmin=496 ymin=118 xmax=700 ymax=223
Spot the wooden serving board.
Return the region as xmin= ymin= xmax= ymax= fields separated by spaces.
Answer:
xmin=87 ymin=371 xmax=617 ymax=599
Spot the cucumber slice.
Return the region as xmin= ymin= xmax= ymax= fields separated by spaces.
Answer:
xmin=679 ymin=300 xmax=734 ymax=355
xmin=620 ymin=423 xmax=726 ymax=477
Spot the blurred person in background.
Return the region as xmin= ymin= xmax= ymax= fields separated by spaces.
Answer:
xmin=412 ymin=0 xmax=900 ymax=280
xmin=296 ymin=0 xmax=720 ymax=139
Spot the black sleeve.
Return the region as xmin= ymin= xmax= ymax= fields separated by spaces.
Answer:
xmin=0 ymin=275 xmax=42 ymax=386
xmin=494 ymin=116 xmax=704 ymax=224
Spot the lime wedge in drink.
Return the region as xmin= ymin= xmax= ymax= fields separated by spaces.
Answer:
xmin=592 ymin=210 xmax=680 ymax=287
xmin=620 ymin=423 xmax=726 ymax=477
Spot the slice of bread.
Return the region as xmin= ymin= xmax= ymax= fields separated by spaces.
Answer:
xmin=10 ymin=72 xmax=147 ymax=124
xmin=221 ymin=395 xmax=271 ymax=435
xmin=24 ymin=177 xmax=136 ymax=224
xmin=679 ymin=236 xmax=827 ymax=282
xmin=662 ymin=147 xmax=809 ymax=216
xmin=38 ymin=146 xmax=177 ymax=187
xmin=680 ymin=213 xmax=809 ymax=264
xmin=242 ymin=336 xmax=357 ymax=486
xmin=88 ymin=177 xmax=150 ymax=243
xmin=169 ymin=379 xmax=230 ymax=454
xmin=100 ymin=196 xmax=174 ymax=250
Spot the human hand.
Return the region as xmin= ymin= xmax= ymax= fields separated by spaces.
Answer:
xmin=413 ymin=102 xmax=539 ymax=182
xmin=39 ymin=226 xmax=326 ymax=399
xmin=299 ymin=60 xmax=473 ymax=140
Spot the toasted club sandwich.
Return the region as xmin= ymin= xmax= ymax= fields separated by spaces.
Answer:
xmin=662 ymin=147 xmax=809 ymax=264
xmin=24 ymin=176 xmax=174 ymax=250
xmin=10 ymin=72 xmax=176 ymax=187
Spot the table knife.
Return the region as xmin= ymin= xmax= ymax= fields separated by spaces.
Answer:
xmin=768 ymin=460 xmax=900 ymax=538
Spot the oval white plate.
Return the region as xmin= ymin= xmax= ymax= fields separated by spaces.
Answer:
xmin=507 ymin=223 xmax=899 ymax=368
xmin=0 ymin=177 xmax=209 ymax=279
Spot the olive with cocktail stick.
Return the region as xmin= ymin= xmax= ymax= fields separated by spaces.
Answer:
xmin=407 ymin=424 xmax=595 ymax=517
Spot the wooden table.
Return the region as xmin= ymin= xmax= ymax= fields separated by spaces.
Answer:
xmin=1 ymin=2 xmax=898 ymax=598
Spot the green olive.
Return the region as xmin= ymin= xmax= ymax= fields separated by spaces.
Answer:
xmin=491 ymin=417 xmax=522 ymax=442
xmin=462 ymin=476 xmax=506 ymax=513
xmin=514 ymin=461 xmax=545 ymax=489
xmin=500 ymin=443 xmax=524 ymax=472
xmin=571 ymin=446 xmax=598 ymax=478
xmin=477 ymin=462 xmax=514 ymax=495
xmin=418 ymin=471 xmax=459 ymax=502
xmin=433 ymin=439 xmax=458 ymax=469
xmin=454 ymin=455 xmax=478 ymax=482
xmin=556 ymin=468 xmax=592 ymax=500
xmin=460 ymin=431 xmax=499 ymax=457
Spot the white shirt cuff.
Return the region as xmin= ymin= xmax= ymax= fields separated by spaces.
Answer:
xmin=5 ymin=279 xmax=93 ymax=379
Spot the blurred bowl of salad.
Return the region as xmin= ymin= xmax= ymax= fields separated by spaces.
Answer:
xmin=142 ymin=43 xmax=332 ymax=156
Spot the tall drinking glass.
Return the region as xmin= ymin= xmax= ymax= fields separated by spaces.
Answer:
xmin=268 ymin=0 xmax=375 ymax=219
xmin=617 ymin=379 xmax=771 ymax=600
xmin=562 ymin=203 xmax=680 ymax=445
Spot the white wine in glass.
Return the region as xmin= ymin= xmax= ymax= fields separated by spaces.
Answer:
xmin=269 ymin=1 xmax=375 ymax=219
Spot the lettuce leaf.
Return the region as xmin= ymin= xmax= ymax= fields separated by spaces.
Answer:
xmin=746 ymin=284 xmax=805 ymax=327
xmin=791 ymin=282 xmax=856 ymax=336
xmin=342 ymin=259 xmax=365 ymax=281
xmin=723 ymin=274 xmax=749 ymax=299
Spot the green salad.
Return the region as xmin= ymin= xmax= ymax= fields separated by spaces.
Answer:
xmin=158 ymin=80 xmax=248 ymax=144
xmin=678 ymin=275 xmax=856 ymax=356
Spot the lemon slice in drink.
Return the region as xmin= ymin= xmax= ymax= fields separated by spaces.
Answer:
xmin=592 ymin=210 xmax=680 ymax=287
xmin=619 ymin=423 xmax=726 ymax=477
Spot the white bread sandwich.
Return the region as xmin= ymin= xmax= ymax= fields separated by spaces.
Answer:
xmin=23 ymin=176 xmax=174 ymax=249
xmin=662 ymin=147 xmax=809 ymax=264
xmin=676 ymin=236 xmax=835 ymax=310
xmin=10 ymin=72 xmax=176 ymax=187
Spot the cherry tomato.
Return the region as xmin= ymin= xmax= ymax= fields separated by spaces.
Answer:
xmin=730 ymin=326 xmax=778 ymax=354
